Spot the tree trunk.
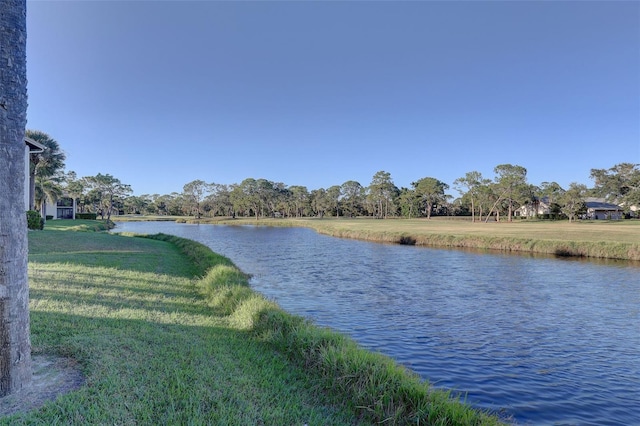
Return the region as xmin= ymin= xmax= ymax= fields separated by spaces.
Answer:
xmin=106 ymin=194 xmax=113 ymax=221
xmin=0 ymin=0 xmax=32 ymax=397
xmin=41 ymin=200 xmax=47 ymax=222
xmin=471 ymin=199 xmax=475 ymax=222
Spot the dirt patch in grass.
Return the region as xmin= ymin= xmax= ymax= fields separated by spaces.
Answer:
xmin=0 ymin=355 xmax=85 ymax=417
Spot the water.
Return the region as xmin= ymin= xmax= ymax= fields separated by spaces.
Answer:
xmin=113 ymin=221 xmax=640 ymax=425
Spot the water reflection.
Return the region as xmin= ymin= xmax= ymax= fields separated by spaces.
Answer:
xmin=113 ymin=222 xmax=640 ymax=425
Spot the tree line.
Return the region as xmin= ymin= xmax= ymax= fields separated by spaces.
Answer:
xmin=28 ymin=130 xmax=639 ymax=222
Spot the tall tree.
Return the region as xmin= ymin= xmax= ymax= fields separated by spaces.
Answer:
xmin=340 ymin=180 xmax=364 ymax=217
xmin=474 ymin=183 xmax=495 ymax=222
xmin=264 ymin=180 xmax=286 ymax=218
xmin=412 ymin=177 xmax=449 ymax=219
xmin=232 ymin=178 xmax=261 ymax=219
xmin=490 ymin=164 xmax=528 ymax=222
xmin=25 ymin=130 xmax=66 ymax=211
xmin=182 ymin=179 xmax=210 ymax=219
xmin=255 ymin=179 xmax=276 ymax=218
xmin=288 ymin=185 xmax=310 ymax=218
xmin=397 ymin=187 xmax=419 ymax=218
xmin=205 ymin=183 xmax=233 ymax=217
xmin=123 ymin=195 xmax=151 ymax=215
xmin=539 ymin=181 xmax=565 ymax=219
xmin=63 ymin=171 xmax=85 ymax=214
xmin=560 ymin=183 xmax=587 ymax=222
xmin=310 ymin=188 xmax=329 ymax=218
xmin=326 ymin=185 xmax=342 ymax=217
xmin=83 ymin=173 xmax=132 ymax=221
xmin=453 ymin=171 xmax=488 ymax=222
xmin=367 ymin=171 xmax=397 ymax=219
xmin=539 ymin=181 xmax=564 ymax=204
xmin=155 ymin=192 xmax=183 ymax=216
xmin=0 ymin=0 xmax=32 ymax=396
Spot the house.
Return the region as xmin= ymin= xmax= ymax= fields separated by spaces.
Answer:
xmin=584 ymin=197 xmax=623 ymax=220
xmin=516 ymin=197 xmax=552 ymax=217
xmin=24 ymin=136 xmax=45 ymax=210
xmin=43 ymin=197 xmax=76 ymax=220
xmin=517 ymin=196 xmax=625 ymax=220
xmin=24 ymin=136 xmax=76 ymax=219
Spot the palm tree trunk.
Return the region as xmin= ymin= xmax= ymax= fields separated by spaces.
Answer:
xmin=0 ymin=0 xmax=32 ymax=396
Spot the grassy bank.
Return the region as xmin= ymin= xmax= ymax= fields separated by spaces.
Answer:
xmin=10 ymin=220 xmax=504 ymax=425
xmin=303 ymin=218 xmax=640 ymax=261
xmin=169 ymin=217 xmax=639 ymax=261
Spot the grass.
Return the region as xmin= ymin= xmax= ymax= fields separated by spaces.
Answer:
xmin=8 ymin=220 xmax=506 ymax=425
xmin=181 ymin=217 xmax=640 ymax=261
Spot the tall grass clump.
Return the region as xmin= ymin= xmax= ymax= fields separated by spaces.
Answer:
xmin=197 ymin=265 xmax=252 ymax=314
xmin=142 ymin=234 xmax=279 ymax=329
xmin=252 ymin=309 xmax=504 ymax=425
xmin=195 ymin=265 xmax=279 ymax=329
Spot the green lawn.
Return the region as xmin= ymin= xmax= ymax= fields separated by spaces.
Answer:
xmin=12 ymin=225 xmax=359 ymax=425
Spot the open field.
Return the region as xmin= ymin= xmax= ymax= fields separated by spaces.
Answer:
xmin=283 ymin=219 xmax=640 ymax=261
xmin=292 ymin=217 xmax=640 ymax=243
xmin=117 ymin=215 xmax=640 ymax=261
xmin=8 ymin=220 xmax=504 ymax=425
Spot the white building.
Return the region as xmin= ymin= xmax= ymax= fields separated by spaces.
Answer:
xmin=24 ymin=136 xmax=76 ymax=219
xmin=24 ymin=136 xmax=45 ymax=210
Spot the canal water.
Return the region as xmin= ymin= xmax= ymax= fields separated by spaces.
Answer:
xmin=112 ymin=221 xmax=640 ymax=425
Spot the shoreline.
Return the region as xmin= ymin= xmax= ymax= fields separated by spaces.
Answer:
xmin=113 ymin=216 xmax=640 ymax=262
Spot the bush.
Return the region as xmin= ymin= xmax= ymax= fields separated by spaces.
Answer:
xmin=46 ymin=215 xmax=54 ymax=220
xmin=76 ymin=213 xmax=97 ymax=220
xmin=26 ymin=210 xmax=44 ymax=230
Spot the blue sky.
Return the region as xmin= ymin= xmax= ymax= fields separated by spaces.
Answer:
xmin=26 ymin=1 xmax=639 ymax=197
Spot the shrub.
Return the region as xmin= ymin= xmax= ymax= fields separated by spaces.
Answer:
xmin=76 ymin=213 xmax=97 ymax=220
xmin=26 ymin=210 xmax=44 ymax=230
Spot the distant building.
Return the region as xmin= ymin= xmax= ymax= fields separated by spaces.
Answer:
xmin=517 ymin=196 xmax=625 ymax=220
xmin=584 ymin=198 xmax=623 ymax=220
xmin=43 ymin=197 xmax=76 ymax=220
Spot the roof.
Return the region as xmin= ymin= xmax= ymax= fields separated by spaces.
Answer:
xmin=585 ymin=198 xmax=622 ymax=210
xmin=24 ymin=136 xmax=46 ymax=153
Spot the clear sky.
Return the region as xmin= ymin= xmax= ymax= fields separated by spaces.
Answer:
xmin=26 ymin=0 xmax=639 ymax=197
